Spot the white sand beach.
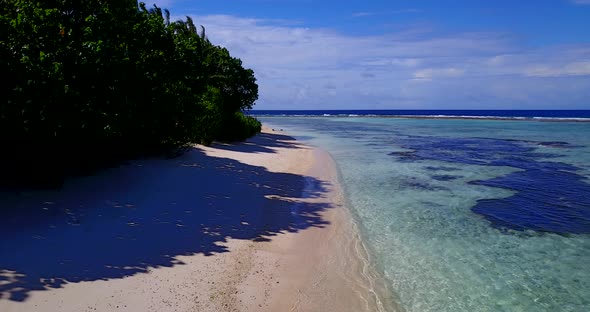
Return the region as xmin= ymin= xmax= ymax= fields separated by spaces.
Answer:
xmin=0 ymin=128 xmax=388 ymax=312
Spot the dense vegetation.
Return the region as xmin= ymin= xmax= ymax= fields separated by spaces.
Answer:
xmin=0 ymin=1 xmax=261 ymax=186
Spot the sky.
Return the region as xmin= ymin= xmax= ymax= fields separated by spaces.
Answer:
xmin=149 ymin=0 xmax=590 ymax=110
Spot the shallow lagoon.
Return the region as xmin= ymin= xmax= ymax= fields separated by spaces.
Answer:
xmin=260 ymin=117 xmax=590 ymax=312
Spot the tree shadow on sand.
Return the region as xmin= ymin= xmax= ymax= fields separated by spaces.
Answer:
xmin=0 ymin=141 xmax=332 ymax=302
xmin=212 ymin=131 xmax=304 ymax=154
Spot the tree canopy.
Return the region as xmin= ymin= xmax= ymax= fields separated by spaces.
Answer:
xmin=0 ymin=1 xmax=261 ymax=187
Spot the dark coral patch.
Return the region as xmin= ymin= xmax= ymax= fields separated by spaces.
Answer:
xmin=390 ymin=135 xmax=590 ymax=234
xmin=431 ymin=175 xmax=461 ymax=181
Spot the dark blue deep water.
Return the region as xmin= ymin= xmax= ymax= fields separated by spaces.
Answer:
xmin=252 ymin=109 xmax=590 ymax=120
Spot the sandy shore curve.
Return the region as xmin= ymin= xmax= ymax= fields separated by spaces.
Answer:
xmin=0 ymin=127 xmax=392 ymax=312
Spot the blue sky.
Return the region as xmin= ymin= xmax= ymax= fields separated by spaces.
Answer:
xmin=150 ymin=0 xmax=590 ymax=109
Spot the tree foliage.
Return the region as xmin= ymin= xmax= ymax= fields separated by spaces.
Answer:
xmin=0 ymin=1 xmax=261 ymax=186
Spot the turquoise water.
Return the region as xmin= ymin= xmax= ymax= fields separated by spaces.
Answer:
xmin=260 ymin=117 xmax=590 ymax=312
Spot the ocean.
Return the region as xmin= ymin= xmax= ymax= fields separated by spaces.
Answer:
xmin=256 ymin=111 xmax=590 ymax=312
xmin=252 ymin=110 xmax=590 ymax=121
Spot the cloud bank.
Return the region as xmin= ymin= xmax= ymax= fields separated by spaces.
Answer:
xmin=177 ymin=14 xmax=590 ymax=109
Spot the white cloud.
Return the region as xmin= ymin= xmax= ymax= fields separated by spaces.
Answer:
xmin=524 ymin=62 xmax=590 ymax=77
xmin=571 ymin=0 xmax=590 ymax=5
xmin=172 ymin=14 xmax=590 ymax=109
xmin=362 ymin=58 xmax=422 ymax=67
xmin=352 ymin=12 xmax=373 ymax=17
xmin=413 ymin=68 xmax=465 ymax=80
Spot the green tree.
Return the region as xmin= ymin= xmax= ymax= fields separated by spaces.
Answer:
xmin=0 ymin=1 xmax=261 ymax=187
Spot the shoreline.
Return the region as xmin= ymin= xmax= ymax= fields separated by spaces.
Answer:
xmin=0 ymin=127 xmax=392 ymax=311
xmin=264 ymin=144 xmax=395 ymax=312
xmin=326 ymin=149 xmax=401 ymax=312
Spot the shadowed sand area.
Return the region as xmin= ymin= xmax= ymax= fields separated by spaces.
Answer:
xmin=0 ymin=128 xmax=390 ymax=311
